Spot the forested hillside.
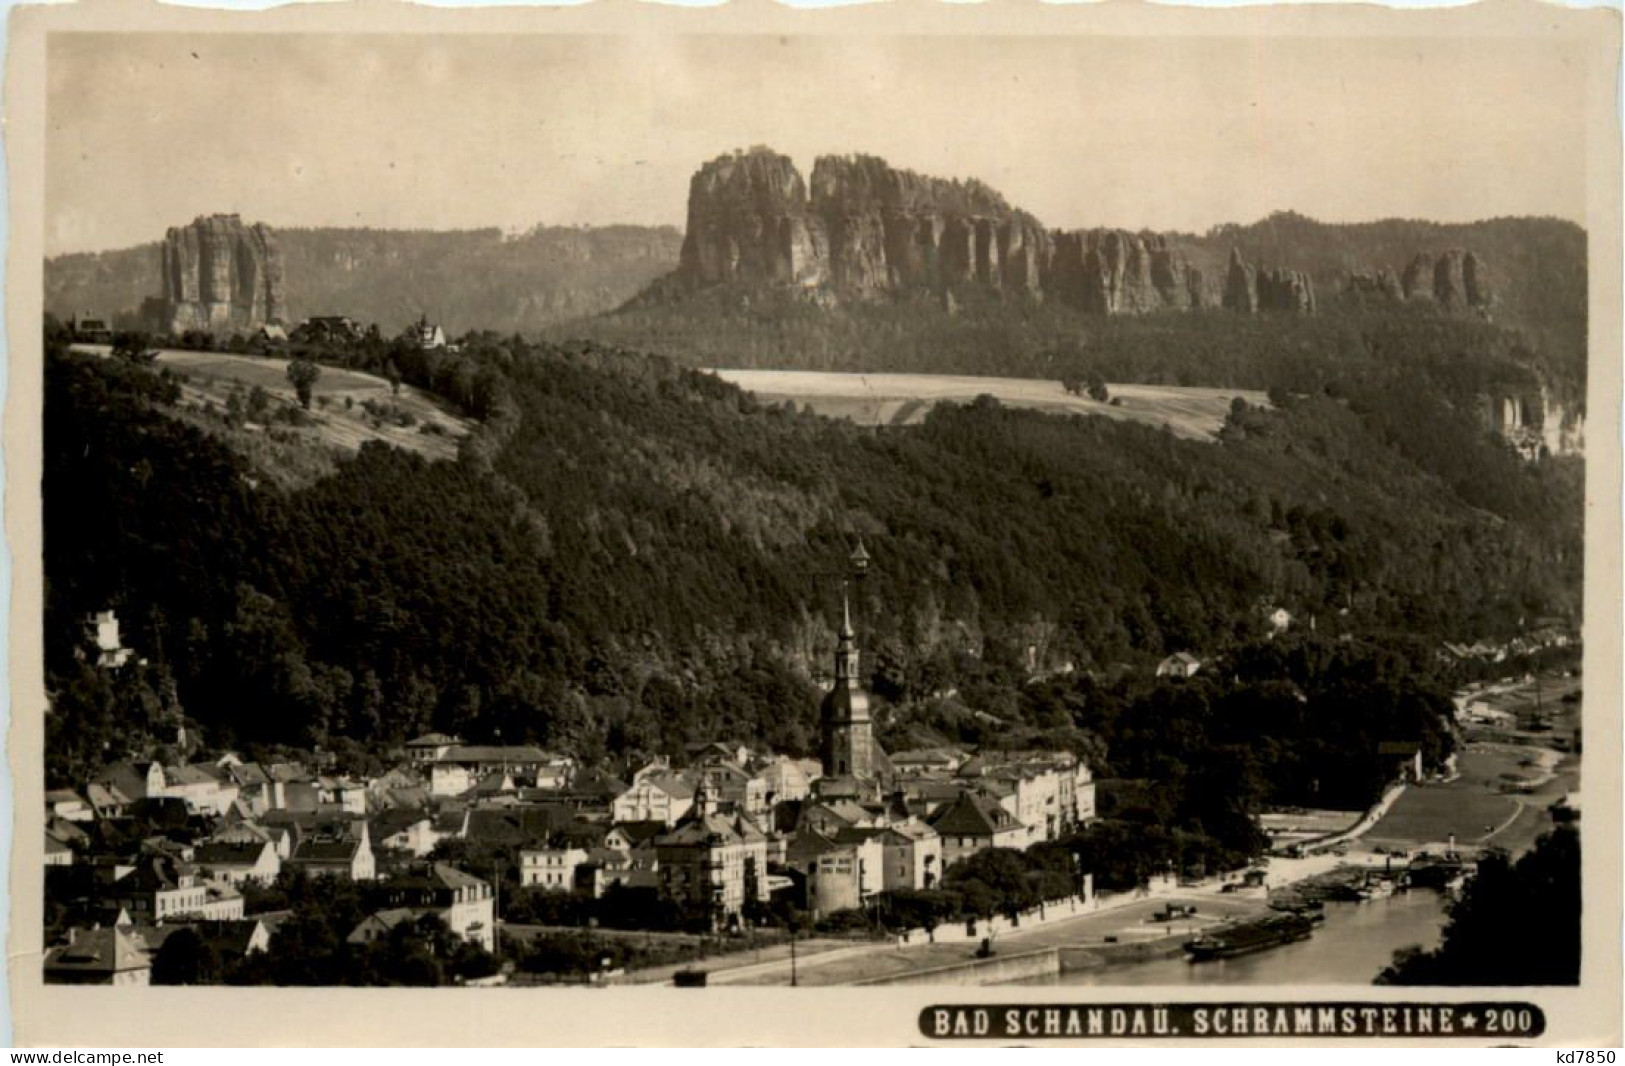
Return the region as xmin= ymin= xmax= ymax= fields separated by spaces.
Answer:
xmin=44 ymin=225 xmax=682 ymax=336
xmin=1192 ymin=212 xmax=1587 ymax=386
xmin=44 ymin=314 xmax=1581 ymax=790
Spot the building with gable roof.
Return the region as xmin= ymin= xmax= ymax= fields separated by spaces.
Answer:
xmin=653 ymin=777 xmax=769 ymax=928
xmin=1156 ymin=651 xmax=1203 ymax=678
xmin=285 ymin=820 xmax=375 ymax=881
xmin=372 ymin=863 xmax=495 ymax=951
xmin=612 ymin=770 xmax=695 ymax=826
xmin=928 ymin=791 xmax=1027 ymax=868
xmin=44 ymin=927 xmax=152 ymax=985
xmin=192 ymin=840 xmax=281 ymax=886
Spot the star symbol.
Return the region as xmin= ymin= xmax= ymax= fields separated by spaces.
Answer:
xmin=1460 ymin=1013 xmax=1479 ymax=1030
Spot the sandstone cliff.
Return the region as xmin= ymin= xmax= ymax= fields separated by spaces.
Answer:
xmin=1345 ymin=267 xmax=1403 ymax=305
xmin=160 ymin=215 xmax=285 ymax=333
xmin=678 ymin=148 xmax=826 ymax=288
xmin=1047 ymin=230 xmax=1207 ymax=313
xmin=808 ymin=154 xmax=1049 ymax=295
xmin=1222 ymin=248 xmax=1315 ymax=314
xmin=1401 ymin=249 xmax=1492 ymax=310
xmin=673 ymin=148 xmax=1219 ymax=311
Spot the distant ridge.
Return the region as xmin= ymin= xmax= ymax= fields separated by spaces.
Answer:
xmin=46 ymin=224 xmax=684 ymax=336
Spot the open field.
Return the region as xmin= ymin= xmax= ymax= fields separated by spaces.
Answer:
xmin=1362 ymin=784 xmax=1520 ymax=850
xmin=72 ymin=344 xmax=473 ymax=465
xmin=707 ymin=369 xmax=1268 ymax=441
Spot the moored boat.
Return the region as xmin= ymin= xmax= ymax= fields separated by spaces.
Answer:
xmin=1184 ymin=914 xmax=1317 ymax=962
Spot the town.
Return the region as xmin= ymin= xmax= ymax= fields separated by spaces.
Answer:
xmin=44 ymin=583 xmax=1102 ymax=986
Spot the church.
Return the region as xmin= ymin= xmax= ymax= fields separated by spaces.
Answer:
xmin=816 ymin=589 xmax=894 ymax=798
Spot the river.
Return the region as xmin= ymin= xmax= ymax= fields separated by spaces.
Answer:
xmin=1020 ymin=891 xmax=1449 ymax=987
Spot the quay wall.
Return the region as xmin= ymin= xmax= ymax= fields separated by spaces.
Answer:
xmin=853 ymin=948 xmax=1061 ymax=986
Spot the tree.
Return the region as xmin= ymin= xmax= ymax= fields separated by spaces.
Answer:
xmin=152 ymin=927 xmax=221 ymax=985
xmin=1378 ymin=828 xmax=1579 ymax=986
xmin=1086 ymin=370 xmax=1109 ymax=403
xmin=287 ymin=358 xmax=322 ymax=410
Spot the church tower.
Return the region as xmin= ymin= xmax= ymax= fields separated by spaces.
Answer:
xmin=820 ymin=589 xmax=877 ymax=779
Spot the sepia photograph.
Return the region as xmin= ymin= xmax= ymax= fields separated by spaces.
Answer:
xmin=7 ymin=0 xmax=1621 ymax=1047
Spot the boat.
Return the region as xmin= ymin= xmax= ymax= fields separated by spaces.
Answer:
xmin=1184 ymin=914 xmax=1317 ymax=962
xmin=1358 ymin=877 xmax=1397 ymax=901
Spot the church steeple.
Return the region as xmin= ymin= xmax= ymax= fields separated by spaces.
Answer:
xmin=821 ymin=562 xmax=878 ymax=780
xmin=834 ymin=585 xmax=859 ymax=682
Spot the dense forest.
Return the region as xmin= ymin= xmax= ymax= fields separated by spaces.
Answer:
xmin=44 ymin=289 xmax=1581 ymax=796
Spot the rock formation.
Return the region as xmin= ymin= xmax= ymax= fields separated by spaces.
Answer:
xmin=674 ymin=147 xmax=1215 ymax=312
xmin=159 ymin=215 xmax=285 ymax=334
xmin=678 ymin=148 xmax=826 ymax=288
xmin=1222 ymin=249 xmax=1258 ymax=313
xmin=1345 ymin=267 xmax=1403 ymax=304
xmin=1401 ymin=249 xmax=1492 ymax=310
xmin=1222 ymin=249 xmax=1315 ymax=314
xmin=1046 ymin=230 xmax=1207 ymax=313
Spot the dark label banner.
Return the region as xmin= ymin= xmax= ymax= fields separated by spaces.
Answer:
xmin=920 ymin=1002 xmax=1547 ymax=1040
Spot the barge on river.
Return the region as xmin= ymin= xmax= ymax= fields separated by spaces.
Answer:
xmin=1184 ymin=914 xmax=1318 ymax=962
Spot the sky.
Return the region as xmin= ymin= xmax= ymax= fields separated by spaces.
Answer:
xmin=45 ymin=32 xmax=1592 ymax=256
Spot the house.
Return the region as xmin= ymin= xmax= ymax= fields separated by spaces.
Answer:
xmin=1156 ymin=652 xmax=1203 ymax=679
xmin=46 ymin=789 xmax=94 ymax=823
xmin=371 ymin=863 xmax=495 ymax=951
xmin=685 ymin=741 xmax=752 ymax=767
xmin=220 ymin=761 xmax=276 ymax=813
xmin=602 ymin=822 xmax=663 ymax=888
xmin=405 ymin=733 xmax=464 ymax=765
xmin=808 ymin=832 xmax=886 ymax=919
xmin=548 ymin=768 xmax=627 ymax=813
xmin=81 ymin=610 xmax=134 ymax=669
xmin=210 ymin=820 xmax=294 ymax=861
xmin=409 ymin=316 xmax=448 ymax=351
xmin=106 ymin=855 xmax=246 ymax=922
xmin=45 ymin=832 xmax=74 ymax=867
xmin=192 ymin=840 xmax=281 ymax=886
xmin=927 ymin=791 xmax=1028 ymax=868
xmin=756 ymin=757 xmax=817 ymax=805
xmin=315 ymin=776 xmax=368 ymax=815
xmin=69 ymin=312 xmax=115 ymax=344
xmin=876 ymin=821 xmax=943 ymax=892
xmin=371 ymin=809 xmax=437 ymax=857
xmin=1378 ymin=741 xmax=1426 ymax=784
xmin=428 ymin=746 xmax=557 ymax=796
xmin=612 ymin=772 xmax=695 ymax=827
xmin=44 ymin=927 xmax=151 ymax=985
xmin=464 ymin=806 xmax=583 ymax=849
xmin=797 ymin=800 xmax=876 ymax=839
xmin=889 ymin=748 xmax=968 ymax=778
xmin=519 ymin=845 xmax=589 ymax=891
xmin=696 ymin=762 xmax=771 ymax=820
xmin=93 ymin=760 xmax=165 ymax=804
xmin=432 ymin=807 xmax=471 ymax=843
xmin=85 ymin=782 xmax=133 ymax=820
xmin=575 ymin=848 xmax=640 ymax=898
xmin=347 ymin=907 xmax=425 ymax=947
xmin=161 ymin=763 xmax=236 ymax=816
xmin=254 ymin=323 xmax=289 ymax=346
xmin=653 ymin=782 xmax=770 ymax=928
xmin=285 ymin=821 xmax=376 ymax=881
